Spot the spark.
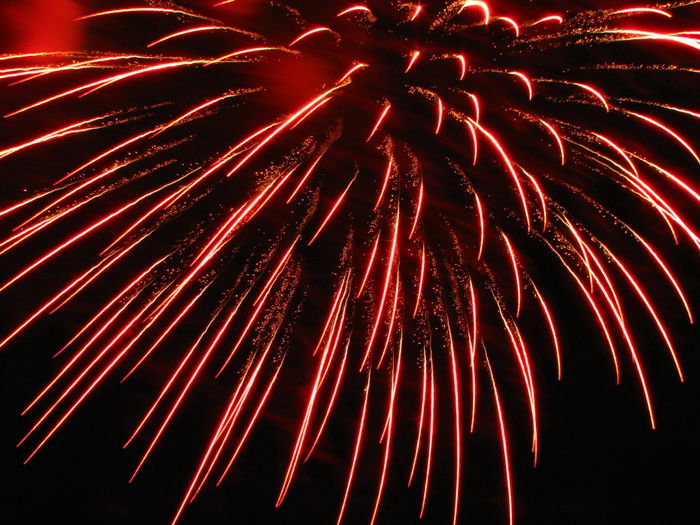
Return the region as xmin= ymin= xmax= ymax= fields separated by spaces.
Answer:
xmin=290 ymin=27 xmax=336 ymax=47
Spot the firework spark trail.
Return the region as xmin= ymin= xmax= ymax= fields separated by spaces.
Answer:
xmin=0 ymin=1 xmax=698 ymax=523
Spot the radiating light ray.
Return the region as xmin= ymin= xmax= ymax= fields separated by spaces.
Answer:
xmin=406 ymin=51 xmax=421 ymax=73
xmin=531 ymin=281 xmax=562 ymax=380
xmin=362 ymin=207 xmax=400 ymax=369
xmin=413 ymin=243 xmax=426 ymax=318
xmin=543 ymin=238 xmax=622 ymax=381
xmin=468 ymin=119 xmax=531 ymax=231
xmin=599 ymin=241 xmax=684 ymax=381
xmin=420 ymin=344 xmax=436 ymax=518
xmin=459 ymin=1 xmax=491 ymax=25
xmin=591 ymin=132 xmax=639 ymax=176
xmin=561 ymin=214 xmax=625 ymax=316
xmin=367 ymin=103 xmax=391 ymax=142
xmin=531 ymin=15 xmax=563 ymax=26
xmin=626 ymin=111 xmax=700 ymax=164
xmin=5 ymin=61 xmax=207 ymax=118
xmin=290 ymin=27 xmax=335 ymax=47
xmin=215 ymin=279 xmax=277 ymax=377
xmin=465 ymin=92 xmax=481 ymax=124
xmin=215 ymin=356 xmax=284 ymax=481
xmin=494 ymin=299 xmax=538 ymax=457
xmin=357 ymin=231 xmax=381 ymax=298
xmin=455 ymin=55 xmax=468 ymax=80
xmin=369 ymin=332 xmax=402 ymax=525
xmin=52 ymin=250 xmax=171 ymax=357
xmin=409 ymin=181 xmax=424 ymax=239
xmin=18 ymin=160 xmax=135 ymax=231
xmin=538 ymin=119 xmax=566 ymax=165
xmin=376 ymin=275 xmax=401 ymax=368
xmin=339 ymin=62 xmax=369 ymax=82
xmin=571 ymin=82 xmax=610 ymax=112
xmin=520 ymin=168 xmax=548 ymax=231
xmin=627 ymin=226 xmax=694 ymax=323
xmin=612 ymin=7 xmax=672 ymax=18
xmin=277 ymin=290 xmax=348 ymax=506
xmin=20 ymin=285 xmax=167 ymax=460
xmin=226 ymin=87 xmax=345 ymax=178
xmin=3 ymin=55 xmax=157 ymax=85
xmin=170 ymin=323 xmax=285 ymax=524
xmin=632 ymin=154 xmax=700 ymax=206
xmin=508 ymin=71 xmax=534 ymax=100
xmin=435 ymin=96 xmax=445 ymax=134
xmin=122 ymin=283 xmax=212 ymax=385
xmin=446 ymin=319 xmax=462 ymax=525
xmin=410 ymin=4 xmax=424 ymax=22
xmin=485 ymin=348 xmax=515 ymax=525
xmin=374 ymin=156 xmax=394 ymax=211
xmin=565 ymin=136 xmax=689 ymax=243
xmin=100 ymin=170 xmax=199 ymax=256
xmin=337 ymin=6 xmax=373 ymax=18
xmin=22 ymin=292 xmax=139 ymax=418
xmin=290 ymin=97 xmax=333 ymax=129
xmin=474 ymin=191 xmax=486 ymax=260
xmin=76 ymin=7 xmax=210 ymax=21
xmin=305 ymin=336 xmax=351 ymax=460
xmin=153 ymin=93 xmax=246 ymax=137
xmin=0 ymin=115 xmax=111 ymax=160
xmin=193 ymin=313 xmax=293 ymax=496
xmin=496 ymin=17 xmax=520 ymax=37
xmin=308 ymin=175 xmax=357 ymax=245
xmin=316 ymin=273 xmax=353 ymax=356
xmin=146 ymin=296 xmax=291 ymax=485
xmin=0 ymin=238 xmax=145 ymax=352
xmin=336 ymin=371 xmax=371 ymax=525
xmin=185 ymin=318 xmax=286 ymax=499
xmin=0 ymin=184 xmax=170 ymax=293
xmin=0 ymin=189 xmax=59 ymax=219
xmin=287 ymin=150 xmax=328 ymax=203
xmin=603 ymin=29 xmax=700 ymax=52
xmin=206 ymin=47 xmax=290 ymax=66
xmin=0 ymin=198 xmax=90 ymax=256
xmin=501 ymin=233 xmax=522 ymax=317
xmin=58 ymin=128 xmax=160 ymax=184
xmin=468 ymin=277 xmax=479 ymax=432
xmin=148 ymin=26 xmax=235 ymax=48
xmin=408 ymin=345 xmax=428 ymax=486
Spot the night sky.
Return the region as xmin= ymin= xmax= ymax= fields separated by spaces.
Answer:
xmin=1 ymin=2 xmax=699 ymax=524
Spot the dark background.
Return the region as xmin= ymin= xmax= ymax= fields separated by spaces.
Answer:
xmin=1 ymin=2 xmax=699 ymax=524
xmin=2 ymin=319 xmax=698 ymax=525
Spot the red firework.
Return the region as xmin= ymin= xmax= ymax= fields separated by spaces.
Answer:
xmin=0 ymin=1 xmax=698 ymax=523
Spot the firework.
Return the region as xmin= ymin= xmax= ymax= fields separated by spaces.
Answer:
xmin=1 ymin=1 xmax=698 ymax=523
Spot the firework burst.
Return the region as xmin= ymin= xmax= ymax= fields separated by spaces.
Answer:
xmin=1 ymin=1 xmax=699 ymax=523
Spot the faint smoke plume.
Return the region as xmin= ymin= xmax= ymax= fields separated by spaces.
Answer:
xmin=1 ymin=1 xmax=82 ymax=52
